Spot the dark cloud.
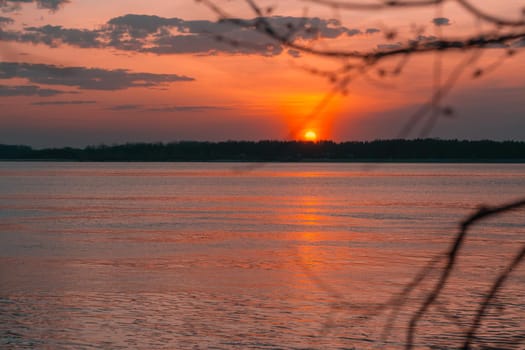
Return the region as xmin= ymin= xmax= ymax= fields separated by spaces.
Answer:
xmin=104 ymin=15 xmax=362 ymax=56
xmin=412 ymin=36 xmax=515 ymax=49
xmin=0 ymin=62 xmax=194 ymax=90
xmin=21 ymin=25 xmax=101 ymax=48
xmin=238 ymin=17 xmax=364 ymax=39
xmin=512 ymin=38 xmax=525 ymax=47
xmin=0 ymin=84 xmax=75 ymax=96
xmin=144 ymin=30 xmax=283 ymax=56
xmin=407 ymin=34 xmax=437 ymax=46
xmin=377 ymin=43 xmax=403 ymax=50
xmin=106 ymin=104 xmax=229 ymax=112
xmin=32 ymin=100 xmax=96 ymax=105
xmin=36 ymin=0 xmax=69 ymax=10
xmin=0 ymin=0 xmax=69 ymax=12
xmin=366 ymin=28 xmax=380 ymax=34
xmin=485 ymin=42 xmax=509 ymax=48
xmin=107 ymin=104 xmax=142 ymax=111
xmin=345 ymin=28 xmax=361 ymax=36
xmin=0 ymin=15 xmax=13 ymax=26
xmin=200 ymin=16 xmax=364 ymax=42
xmin=432 ymin=17 xmax=451 ymax=26
xmin=380 ymin=34 xmax=468 ymax=51
xmin=106 ymin=14 xmax=185 ymax=38
xmin=287 ymin=49 xmax=301 ymax=58
xmin=416 ymin=35 xmax=437 ymax=41
xmin=144 ymin=105 xmax=230 ymax=112
xmin=4 ymin=14 xmax=374 ymax=56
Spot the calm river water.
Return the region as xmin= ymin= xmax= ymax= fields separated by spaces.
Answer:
xmin=0 ymin=162 xmax=524 ymax=349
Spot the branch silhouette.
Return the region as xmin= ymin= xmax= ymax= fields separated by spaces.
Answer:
xmin=199 ymin=0 xmax=524 ymax=139
xmin=197 ymin=0 xmax=525 ymax=348
xmin=406 ymin=198 xmax=525 ymax=349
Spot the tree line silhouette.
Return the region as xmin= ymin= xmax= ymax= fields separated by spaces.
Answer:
xmin=1 ymin=139 xmax=524 ymax=161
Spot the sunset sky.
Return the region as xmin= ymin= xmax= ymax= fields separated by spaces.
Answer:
xmin=0 ymin=0 xmax=524 ymax=147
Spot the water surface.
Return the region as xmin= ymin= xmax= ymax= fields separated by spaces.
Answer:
xmin=1 ymin=162 xmax=524 ymax=349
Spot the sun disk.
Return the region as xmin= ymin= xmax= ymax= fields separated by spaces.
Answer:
xmin=304 ymin=130 xmax=317 ymax=141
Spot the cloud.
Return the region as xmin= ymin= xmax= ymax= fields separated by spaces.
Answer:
xmin=104 ymin=15 xmax=362 ymax=56
xmin=106 ymin=104 xmax=230 ymax=112
xmin=432 ymin=17 xmax=451 ymax=26
xmin=21 ymin=25 xmax=101 ymax=48
xmin=512 ymin=38 xmax=525 ymax=47
xmin=415 ymin=35 xmax=437 ymax=41
xmin=106 ymin=14 xmax=185 ymax=38
xmin=0 ymin=15 xmax=13 ymax=26
xmin=366 ymin=28 xmax=380 ymax=34
xmin=4 ymin=14 xmax=375 ymax=56
xmin=0 ymin=62 xmax=194 ymax=90
xmin=407 ymin=34 xmax=437 ymax=46
xmin=32 ymin=100 xmax=96 ymax=105
xmin=144 ymin=105 xmax=230 ymax=112
xmin=379 ymin=34 xmax=468 ymax=51
xmin=0 ymin=0 xmax=70 ymax=12
xmin=143 ymin=30 xmax=283 ymax=56
xmin=107 ymin=104 xmax=142 ymax=111
xmin=377 ymin=43 xmax=403 ymax=50
xmin=0 ymin=84 xmax=75 ymax=96
xmin=287 ymin=49 xmax=301 ymax=58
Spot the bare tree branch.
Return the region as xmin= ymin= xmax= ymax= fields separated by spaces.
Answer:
xmin=304 ymin=0 xmax=525 ymax=27
xmin=196 ymin=2 xmax=525 ymax=347
xmin=406 ymin=198 xmax=525 ymax=349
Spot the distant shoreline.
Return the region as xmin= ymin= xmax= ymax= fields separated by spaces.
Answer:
xmin=2 ymin=158 xmax=525 ymax=163
xmin=2 ymin=139 xmax=525 ymax=163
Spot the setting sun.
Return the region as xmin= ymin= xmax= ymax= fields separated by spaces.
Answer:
xmin=304 ymin=130 xmax=317 ymax=141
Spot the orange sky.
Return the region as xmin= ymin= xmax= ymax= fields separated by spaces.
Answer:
xmin=0 ymin=0 xmax=524 ymax=147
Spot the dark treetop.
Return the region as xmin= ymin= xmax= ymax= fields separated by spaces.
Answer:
xmin=1 ymin=139 xmax=525 ymax=162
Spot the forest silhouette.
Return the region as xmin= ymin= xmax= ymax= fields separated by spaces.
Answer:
xmin=1 ymin=139 xmax=524 ymax=162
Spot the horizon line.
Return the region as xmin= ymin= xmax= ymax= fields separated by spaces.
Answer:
xmin=3 ymin=137 xmax=525 ymax=150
